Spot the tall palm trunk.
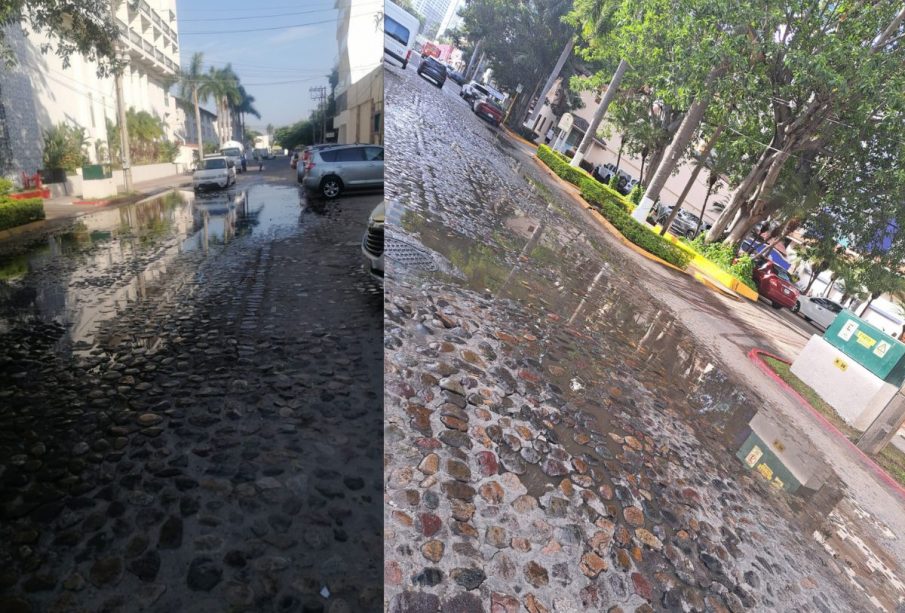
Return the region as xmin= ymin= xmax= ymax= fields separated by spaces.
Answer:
xmin=193 ymin=85 xmax=204 ymax=159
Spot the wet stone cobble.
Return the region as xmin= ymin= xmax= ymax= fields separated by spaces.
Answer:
xmin=382 ymin=61 xmax=877 ymax=612
xmin=0 ymin=186 xmax=383 ymax=611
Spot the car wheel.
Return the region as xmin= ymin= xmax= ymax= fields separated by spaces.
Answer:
xmin=320 ymin=177 xmax=342 ymax=199
xmin=770 ymin=301 xmax=782 ymax=310
xmin=792 ymin=301 xmax=801 ymax=313
xmin=401 ymin=60 xmax=407 ymax=70
xmin=685 ymin=229 xmax=697 ymax=240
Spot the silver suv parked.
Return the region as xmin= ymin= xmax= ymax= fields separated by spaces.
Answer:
xmin=302 ymin=144 xmax=384 ymax=198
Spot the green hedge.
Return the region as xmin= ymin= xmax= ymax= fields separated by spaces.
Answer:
xmin=537 ymin=145 xmax=692 ymax=269
xmin=688 ymin=236 xmax=757 ymax=289
xmin=0 ymin=197 xmax=45 ymax=231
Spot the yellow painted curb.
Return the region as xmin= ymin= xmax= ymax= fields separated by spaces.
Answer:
xmin=503 ymin=127 xmax=539 ymax=149
xmin=528 ymin=152 xmax=757 ymax=301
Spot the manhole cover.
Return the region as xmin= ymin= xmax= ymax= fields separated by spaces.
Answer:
xmin=385 ymin=237 xmax=438 ymax=271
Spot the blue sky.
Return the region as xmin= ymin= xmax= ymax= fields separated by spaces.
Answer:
xmin=173 ymin=0 xmax=339 ymax=130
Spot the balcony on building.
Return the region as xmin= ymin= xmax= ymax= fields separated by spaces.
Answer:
xmin=115 ymin=0 xmax=179 ymax=78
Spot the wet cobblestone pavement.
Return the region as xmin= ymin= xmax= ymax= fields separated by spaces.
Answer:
xmin=383 ymin=63 xmax=903 ymax=612
xmin=0 ymin=180 xmax=383 ymax=612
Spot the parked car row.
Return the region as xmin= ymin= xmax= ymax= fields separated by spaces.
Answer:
xmin=654 ymin=205 xmax=712 ymax=240
xmin=592 ymin=162 xmax=640 ymax=196
xmin=296 ymin=143 xmax=384 ymax=199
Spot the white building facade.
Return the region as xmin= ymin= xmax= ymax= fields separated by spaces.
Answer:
xmin=333 ymin=0 xmax=384 ymax=145
xmin=0 ymin=0 xmax=181 ymax=178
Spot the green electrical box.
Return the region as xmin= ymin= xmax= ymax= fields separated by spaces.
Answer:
xmin=736 ymin=432 xmax=801 ymax=493
xmin=823 ymin=311 xmax=905 ymax=386
xmin=82 ymin=164 xmax=112 ymax=180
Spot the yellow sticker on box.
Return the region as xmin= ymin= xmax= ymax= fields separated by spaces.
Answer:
xmin=756 ymin=463 xmax=774 ymax=480
xmin=855 ymin=330 xmax=877 ymax=349
xmin=833 ymin=357 xmax=848 ymax=371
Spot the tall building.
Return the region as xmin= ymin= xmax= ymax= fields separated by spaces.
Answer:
xmin=437 ymin=0 xmax=466 ymax=39
xmin=412 ymin=0 xmax=454 ymax=36
xmin=333 ymin=0 xmax=384 ymax=145
xmin=0 ymin=0 xmax=181 ymax=177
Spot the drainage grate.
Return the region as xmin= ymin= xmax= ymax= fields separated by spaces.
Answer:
xmin=385 ymin=236 xmax=438 ymax=271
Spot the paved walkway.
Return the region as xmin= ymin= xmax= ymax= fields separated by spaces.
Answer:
xmin=1 ymin=174 xmax=192 ymax=244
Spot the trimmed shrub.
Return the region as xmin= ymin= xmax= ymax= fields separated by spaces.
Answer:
xmin=628 ymin=184 xmax=643 ymax=205
xmin=537 ymin=144 xmax=691 ymax=269
xmin=0 ymin=177 xmax=13 ymax=195
xmin=537 ymin=144 xmax=592 ymax=186
xmin=688 ymin=236 xmax=757 ymax=289
xmin=0 ymin=197 xmax=45 ymax=231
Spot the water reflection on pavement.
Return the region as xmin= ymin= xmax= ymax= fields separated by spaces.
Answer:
xmin=383 ymin=61 xmax=903 ymax=611
xmin=0 ymin=184 xmax=383 ymax=611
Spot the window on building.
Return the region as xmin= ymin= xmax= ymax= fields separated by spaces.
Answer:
xmin=373 ymin=111 xmax=382 ymax=135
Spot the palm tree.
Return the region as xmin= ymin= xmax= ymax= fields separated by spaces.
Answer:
xmin=177 ymin=53 xmax=211 ymax=161
xmin=235 ymin=85 xmax=261 ymax=145
xmin=206 ymin=65 xmax=241 ymax=142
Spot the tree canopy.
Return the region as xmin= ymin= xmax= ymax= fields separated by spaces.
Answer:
xmin=0 ymin=1 xmax=120 ymax=76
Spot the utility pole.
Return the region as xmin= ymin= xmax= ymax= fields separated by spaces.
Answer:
xmin=309 ymin=86 xmax=327 ymax=143
xmin=570 ymin=59 xmax=629 ymax=169
xmin=111 ymin=0 xmax=132 ymax=192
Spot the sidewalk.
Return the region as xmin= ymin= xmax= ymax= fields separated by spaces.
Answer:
xmin=1 ymin=173 xmax=191 ymax=243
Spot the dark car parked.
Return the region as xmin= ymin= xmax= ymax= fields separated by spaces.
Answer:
xmin=417 ymin=56 xmax=447 ymax=88
xmin=655 ymin=206 xmax=711 ymax=239
xmin=448 ymin=69 xmax=467 ymax=85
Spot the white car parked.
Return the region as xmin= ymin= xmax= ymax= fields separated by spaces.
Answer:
xmin=793 ymin=295 xmax=844 ymax=330
xmin=192 ymin=156 xmax=236 ymax=193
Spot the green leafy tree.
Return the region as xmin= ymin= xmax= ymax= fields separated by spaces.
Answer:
xmin=42 ymin=123 xmax=88 ymax=171
xmin=460 ymin=0 xmax=575 ymax=127
xmin=177 ymin=52 xmax=212 ymax=155
xmin=0 ymin=1 xmax=119 ymax=75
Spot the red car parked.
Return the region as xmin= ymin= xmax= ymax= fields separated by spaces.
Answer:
xmin=752 ymin=260 xmax=799 ymax=309
xmin=472 ymin=97 xmax=504 ymax=127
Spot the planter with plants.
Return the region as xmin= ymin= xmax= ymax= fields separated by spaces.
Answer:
xmin=0 ymin=178 xmax=45 ymax=231
xmin=41 ymin=123 xmax=88 ymax=184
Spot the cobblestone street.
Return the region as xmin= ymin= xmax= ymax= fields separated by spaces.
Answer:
xmin=0 ymin=167 xmax=383 ymax=612
xmin=382 ymin=60 xmax=904 ymax=612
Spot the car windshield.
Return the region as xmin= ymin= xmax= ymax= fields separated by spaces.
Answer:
xmin=384 ymin=16 xmax=409 ymax=45
xmin=202 ymin=158 xmax=226 ymax=170
xmin=775 ymin=268 xmax=793 ymax=282
xmin=826 ymin=302 xmax=843 ymax=313
xmin=221 ymin=148 xmax=240 ymax=157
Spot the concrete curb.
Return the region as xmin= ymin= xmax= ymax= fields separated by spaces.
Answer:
xmin=526 ymin=153 xmax=748 ymax=302
xmin=748 ymin=348 xmax=905 ymax=501
xmin=0 ymin=182 xmax=189 ymax=244
xmin=502 ymin=126 xmax=539 ymax=149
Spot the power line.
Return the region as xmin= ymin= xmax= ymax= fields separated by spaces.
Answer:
xmin=179 ymin=17 xmax=337 ymax=35
xmin=177 ymin=1 xmax=335 ymax=13
xmin=177 ymin=2 xmax=382 ymax=22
